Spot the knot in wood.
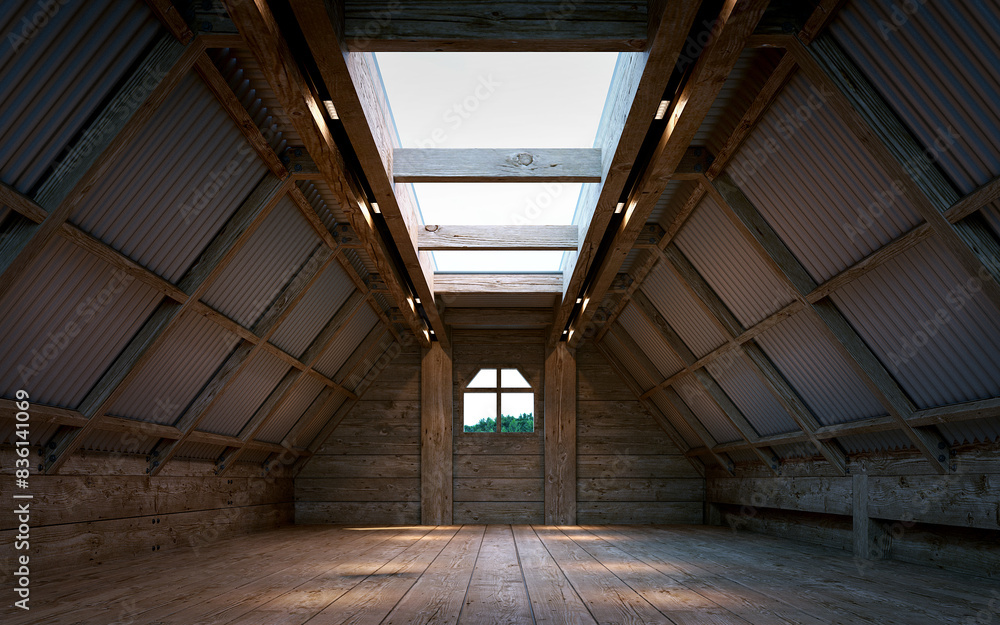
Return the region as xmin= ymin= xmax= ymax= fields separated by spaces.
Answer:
xmin=425 ymin=224 xmax=440 ymax=232
xmin=514 ymin=152 xmax=533 ymax=166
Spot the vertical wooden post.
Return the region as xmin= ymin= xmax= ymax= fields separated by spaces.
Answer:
xmin=545 ymin=343 xmax=576 ymax=525
xmin=421 ymin=343 xmax=453 ymax=525
xmin=853 ymin=473 xmax=890 ymax=560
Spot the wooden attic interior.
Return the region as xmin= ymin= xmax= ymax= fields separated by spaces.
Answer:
xmin=2 ymin=0 xmax=1000 ymax=623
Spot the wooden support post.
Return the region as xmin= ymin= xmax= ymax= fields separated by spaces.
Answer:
xmin=421 ymin=343 xmax=453 ymax=525
xmin=544 ymin=343 xmax=577 ymax=525
xmin=853 ymin=473 xmax=891 ymax=561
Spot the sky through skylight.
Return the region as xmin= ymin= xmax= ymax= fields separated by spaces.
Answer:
xmin=375 ymin=52 xmax=619 ymax=272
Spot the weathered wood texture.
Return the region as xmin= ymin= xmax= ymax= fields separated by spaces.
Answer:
xmin=575 ymin=344 xmax=704 ymax=524
xmin=434 ymin=273 xmax=564 ymax=294
xmin=342 ymin=1 xmax=648 ymax=51
xmin=545 ymin=343 xmax=576 ymax=524
xmin=419 ymin=225 xmax=578 ymax=251
xmin=0 ymin=445 xmax=292 ymax=571
xmin=453 ymin=330 xmax=545 ymax=523
xmin=394 ymin=148 xmax=602 ymax=182
xmin=295 ymin=344 xmax=423 ymax=524
xmin=707 ymin=446 xmax=1000 ymax=575
xmin=422 ymin=343 xmax=454 ymax=524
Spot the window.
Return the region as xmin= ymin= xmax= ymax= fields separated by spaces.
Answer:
xmin=463 ymin=368 xmax=534 ymax=433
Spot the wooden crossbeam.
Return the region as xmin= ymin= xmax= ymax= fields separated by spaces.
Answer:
xmin=443 ymin=308 xmax=553 ymax=328
xmin=288 ymin=0 xmax=448 ymax=347
xmin=418 ymin=225 xmax=578 ymax=251
xmin=0 ymin=33 xmax=198 ymax=301
xmin=393 ymin=148 xmax=602 ymax=183
xmin=551 ymin=0 xmax=703 ymax=345
xmin=142 ymin=0 xmax=194 ymax=43
xmin=433 ymin=273 xmax=563 ymax=295
xmin=224 ymin=0 xmax=434 ymax=347
xmin=559 ymin=0 xmax=771 ymax=347
xmin=341 ymin=0 xmax=648 ymax=52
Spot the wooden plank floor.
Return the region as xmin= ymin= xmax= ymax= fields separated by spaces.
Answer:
xmin=5 ymin=524 xmax=996 ymax=624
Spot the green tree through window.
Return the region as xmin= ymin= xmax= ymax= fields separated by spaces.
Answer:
xmin=463 ymin=369 xmax=534 ymax=433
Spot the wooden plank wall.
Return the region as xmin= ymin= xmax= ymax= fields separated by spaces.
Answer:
xmin=0 ymin=447 xmax=292 ymax=572
xmin=296 ymin=343 xmax=422 ymax=524
xmin=576 ymin=344 xmax=704 ymax=523
xmin=706 ymin=445 xmax=1000 ymax=578
xmin=452 ymin=330 xmax=545 ymax=524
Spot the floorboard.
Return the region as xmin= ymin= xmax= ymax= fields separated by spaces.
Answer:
xmin=4 ymin=525 xmax=995 ymax=625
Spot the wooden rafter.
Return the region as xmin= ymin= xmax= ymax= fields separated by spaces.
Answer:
xmin=560 ymin=0 xmax=771 ymax=347
xmin=223 ymin=0 xmax=434 ymax=348
xmin=434 ymin=273 xmax=564 ymax=296
xmin=288 ymin=0 xmax=448 ymax=348
xmin=418 ymin=226 xmax=578 ymax=251
xmin=551 ymin=0 xmax=703 ymax=345
xmin=393 ymin=148 xmax=603 ymax=183
xmin=142 ymin=0 xmax=194 ymax=43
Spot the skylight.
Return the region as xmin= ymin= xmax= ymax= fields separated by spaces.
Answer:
xmin=376 ymin=52 xmax=618 ymax=272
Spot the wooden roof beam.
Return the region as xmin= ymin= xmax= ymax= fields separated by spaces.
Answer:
xmin=289 ymin=0 xmax=448 ymax=348
xmin=224 ymin=0 xmax=434 ymax=348
xmin=550 ymin=0 xmax=703 ymax=346
xmin=434 ymin=273 xmax=564 ymax=296
xmin=341 ymin=0 xmax=648 ymax=52
xmin=558 ymin=0 xmax=770 ymax=347
xmin=418 ymin=225 xmax=578 ymax=251
xmin=393 ymin=148 xmax=602 ymax=183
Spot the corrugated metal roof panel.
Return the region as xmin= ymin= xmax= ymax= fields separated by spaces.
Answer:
xmin=831 ymin=238 xmax=1000 ymax=409
xmin=0 ymin=0 xmax=159 ymax=193
xmin=649 ymin=390 xmax=702 ymax=449
xmin=727 ymin=448 xmax=759 ymax=464
xmin=729 ymin=71 xmax=924 ymax=284
xmin=0 ymin=238 xmax=162 ymax=408
xmin=837 ymin=430 xmax=914 ymax=455
xmin=675 ymin=194 xmax=795 ymax=327
xmin=210 ymin=49 xmax=288 ymax=155
xmin=110 ymin=311 xmax=238 ymax=424
xmin=649 ymin=180 xmax=685 ymax=227
xmin=223 ymin=48 xmax=302 ymax=148
xmin=295 ymin=180 xmax=349 ymax=235
xmin=617 ymin=304 xmax=684 ymax=380
xmin=313 ymin=305 xmax=379 ymax=379
xmin=755 ymin=310 xmax=886 ymax=426
xmin=69 ymin=72 xmax=269 ymax=283
xmin=937 ymin=416 xmax=1000 ymax=447
xmin=202 ymin=196 xmax=321 ymax=328
xmin=602 ymin=332 xmax=658 ymax=392
xmin=705 ymin=352 xmax=799 ymax=437
xmin=270 ymin=262 xmax=356 ymax=358
xmin=673 ymin=374 xmax=742 ymax=444
xmin=693 ymin=48 xmax=783 ymax=156
xmin=255 ymin=375 xmax=325 ymax=444
xmin=641 ymin=262 xmax=727 ymax=358
xmin=196 ymin=351 xmax=290 ymax=436
xmin=831 ymin=0 xmax=1000 ymax=193
xmin=342 ymin=247 xmax=377 ymax=281
xmin=81 ymin=429 xmax=156 ymax=455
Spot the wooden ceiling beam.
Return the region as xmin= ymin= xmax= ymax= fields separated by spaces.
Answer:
xmin=443 ymin=308 xmax=553 ymax=329
xmin=393 ymin=148 xmax=602 ymax=183
xmin=560 ymin=0 xmax=770 ymax=348
xmin=434 ymin=273 xmax=564 ymax=296
xmin=142 ymin=0 xmax=194 ymax=43
xmin=550 ymin=0 xmax=703 ymax=346
xmin=224 ymin=0 xmax=433 ymax=348
xmin=341 ymin=0 xmax=648 ymax=52
xmin=289 ymin=0 xmax=448 ymax=348
xmin=418 ymin=225 xmax=578 ymax=251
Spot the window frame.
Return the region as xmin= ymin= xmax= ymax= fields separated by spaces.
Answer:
xmin=461 ymin=367 xmax=535 ymax=434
